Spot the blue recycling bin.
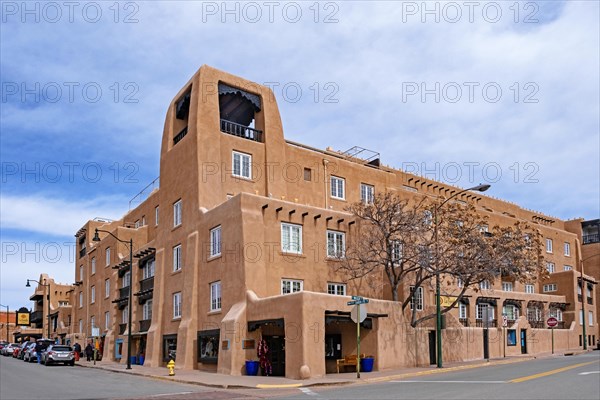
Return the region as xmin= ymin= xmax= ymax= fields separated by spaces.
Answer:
xmin=245 ymin=360 xmax=259 ymax=375
xmin=130 ymin=356 xmax=138 ymax=365
xmin=360 ymin=357 xmax=374 ymax=372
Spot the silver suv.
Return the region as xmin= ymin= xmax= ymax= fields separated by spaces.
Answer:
xmin=41 ymin=345 xmax=75 ymax=366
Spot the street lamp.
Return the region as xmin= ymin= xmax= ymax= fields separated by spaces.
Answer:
xmin=434 ymin=183 xmax=491 ymax=368
xmin=93 ymin=228 xmax=134 ymax=369
xmin=25 ymin=279 xmax=51 ymax=338
xmin=0 ymin=304 xmax=9 ymax=342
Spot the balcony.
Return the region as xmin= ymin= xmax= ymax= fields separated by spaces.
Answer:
xmin=119 ymin=286 xmax=130 ymax=299
xmin=220 ymin=119 xmax=262 ymax=142
xmin=139 ymin=277 xmax=154 ymax=293
xmin=79 ymin=247 xmax=87 ymax=258
xmin=119 ymin=323 xmax=127 ymax=335
xmin=475 ymin=319 xmax=497 ymax=328
xmin=583 ymin=233 xmax=599 ymax=244
xmin=139 ymin=319 xmax=151 ymax=332
xmin=529 ymin=321 xmax=545 ymax=329
xmin=173 ymin=126 xmax=188 ymax=145
xmin=30 ymin=310 xmax=43 ymax=323
xmin=578 ymin=294 xmax=583 ymax=302
xmin=588 ymin=297 xmax=594 ymax=305
xmin=459 ymin=318 xmax=469 ymax=327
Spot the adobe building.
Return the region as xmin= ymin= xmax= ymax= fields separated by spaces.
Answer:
xmin=67 ymin=65 xmax=598 ymax=379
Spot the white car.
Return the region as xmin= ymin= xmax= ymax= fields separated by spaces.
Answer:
xmin=2 ymin=343 xmax=20 ymax=356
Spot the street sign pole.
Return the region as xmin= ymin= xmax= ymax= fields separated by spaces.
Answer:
xmin=356 ymin=302 xmax=361 ymax=379
xmin=552 ymin=326 xmax=554 ymax=354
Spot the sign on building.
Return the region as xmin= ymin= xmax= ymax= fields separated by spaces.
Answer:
xmin=16 ymin=307 xmax=30 ymax=326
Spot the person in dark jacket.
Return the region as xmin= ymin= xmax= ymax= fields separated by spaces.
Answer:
xmin=35 ymin=342 xmax=43 ymax=364
xmin=85 ymin=342 xmax=94 ymax=362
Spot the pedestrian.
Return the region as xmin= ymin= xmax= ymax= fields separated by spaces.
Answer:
xmin=35 ymin=341 xmax=43 ymax=364
xmin=85 ymin=342 xmax=93 ymax=362
xmin=73 ymin=343 xmax=81 ymax=361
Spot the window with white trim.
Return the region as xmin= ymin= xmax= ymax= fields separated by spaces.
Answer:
xmin=135 ymin=220 xmax=140 ymax=229
xmin=549 ymin=308 xmax=563 ymax=321
xmin=409 ymin=286 xmax=423 ymax=311
xmin=79 ymin=292 xmax=83 ymax=308
xmin=503 ymin=305 xmax=519 ymax=320
xmin=91 ymin=286 xmax=95 ymax=304
xmin=479 ymin=280 xmax=491 ymax=290
xmin=122 ymin=271 xmax=131 ymax=288
xmin=122 ymin=305 xmax=128 ymax=324
xmin=459 ymin=303 xmax=467 ymax=319
xmin=546 ymin=238 xmax=553 ymax=253
xmin=105 ymin=279 xmax=110 ymax=298
xmin=527 ymin=307 xmax=542 ymax=322
xmin=281 ymin=223 xmax=302 ymax=254
xmin=564 ymin=265 xmax=573 ymax=271
xmin=589 ymin=311 xmax=593 ymax=326
xmin=564 ymin=242 xmax=570 ymax=256
xmin=173 ymin=244 xmax=182 ymax=271
xmin=79 ymin=319 xmax=83 ymax=333
xmin=391 ymin=241 xmax=403 ymax=262
xmin=142 ymin=258 xmax=155 ymax=279
xmin=327 ymin=230 xmax=345 ymax=258
xmin=91 ymin=257 xmax=96 ymax=275
xmin=173 ymin=292 xmax=182 ymax=318
xmin=143 ymin=299 xmax=153 ymax=321
xmin=90 ymin=316 xmax=95 ymax=330
xmin=330 ymin=176 xmax=345 ymax=199
xmin=173 ymin=199 xmax=182 ymax=227
xmin=105 ymin=311 xmax=110 ymax=330
xmin=281 ymin=279 xmax=303 ymax=295
xmin=543 ymin=283 xmax=557 ymax=292
xmin=360 ymin=183 xmax=374 ymax=204
xmin=546 ymin=262 xmax=555 ymax=273
xmin=327 ymin=283 xmax=346 ymax=296
xmin=476 ymin=303 xmax=494 ymax=320
xmin=232 ymin=151 xmax=251 ymax=179
xmin=210 ymin=281 xmax=221 ymax=311
xmin=155 ymin=206 xmax=159 ymax=225
xmin=105 ymin=247 xmax=111 ymax=266
xmin=210 ymin=226 xmax=222 ymax=257
xmin=79 ymin=265 xmax=83 ymax=281
xmin=457 ymin=277 xmax=464 ymax=288
xmin=525 ymin=284 xmax=535 ymax=294
xmin=502 ymin=282 xmax=513 ymax=292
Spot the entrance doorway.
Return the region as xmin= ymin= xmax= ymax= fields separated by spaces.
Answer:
xmin=428 ymin=330 xmax=436 ymax=365
xmin=520 ymin=330 xmax=527 ymax=354
xmin=263 ymin=335 xmax=286 ymax=376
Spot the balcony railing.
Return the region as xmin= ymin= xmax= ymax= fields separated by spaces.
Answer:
xmin=459 ymin=318 xmax=469 ymax=327
xmin=529 ymin=321 xmax=545 ymax=329
xmin=578 ymin=294 xmax=583 ymax=302
xmin=139 ymin=319 xmax=151 ymax=332
xmin=119 ymin=286 xmax=130 ymax=300
xmin=220 ymin=119 xmax=263 ymax=142
xmin=139 ymin=277 xmax=154 ymax=293
xmin=588 ymin=297 xmax=594 ymax=305
xmin=173 ymin=126 xmax=188 ymax=145
xmin=475 ymin=319 xmax=497 ymax=328
xmin=79 ymin=247 xmax=87 ymax=258
xmin=30 ymin=310 xmax=43 ymax=323
xmin=583 ymin=233 xmax=599 ymax=244
xmin=119 ymin=323 xmax=127 ymax=335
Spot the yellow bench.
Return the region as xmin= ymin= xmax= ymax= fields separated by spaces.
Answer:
xmin=336 ymin=354 xmax=366 ymax=373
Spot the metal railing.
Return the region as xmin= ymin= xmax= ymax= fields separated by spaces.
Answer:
xmin=139 ymin=277 xmax=154 ymax=293
xmin=459 ymin=318 xmax=469 ymax=327
xmin=220 ymin=119 xmax=263 ymax=142
xmin=583 ymin=234 xmax=599 ymax=244
xmin=529 ymin=321 xmax=545 ymax=329
xmin=475 ymin=319 xmax=497 ymax=328
xmin=173 ymin=126 xmax=188 ymax=145
xmin=30 ymin=310 xmax=43 ymax=323
xmin=118 ymin=286 xmax=130 ymax=300
xmin=588 ymin=297 xmax=594 ymax=305
xmin=139 ymin=320 xmax=151 ymax=332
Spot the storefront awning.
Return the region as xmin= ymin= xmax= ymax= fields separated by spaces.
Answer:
xmin=248 ymin=318 xmax=284 ymax=332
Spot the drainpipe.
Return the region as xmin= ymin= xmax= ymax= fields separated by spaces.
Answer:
xmin=323 ymin=159 xmax=329 ymax=209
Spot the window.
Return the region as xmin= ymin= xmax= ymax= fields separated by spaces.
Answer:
xmin=507 ymin=329 xmax=517 ymax=346
xmin=546 ymin=238 xmax=553 ymax=253
xmin=580 ymin=310 xmax=584 ymax=325
xmin=143 ymin=300 xmax=153 ymax=321
xmin=546 ymin=262 xmax=555 ymax=273
xmin=105 ymin=279 xmax=110 ymax=298
xmin=210 ymin=226 xmax=222 ymax=257
xmin=232 ymin=151 xmax=251 ymax=179
xmin=122 ymin=271 xmax=131 ymax=288
xmin=457 ymin=277 xmax=464 ymax=288
xmin=503 ymin=305 xmax=519 ymax=320
xmin=549 ymin=308 xmax=563 ymax=321
xmin=155 ymin=206 xmax=159 ymax=225
xmin=589 ymin=311 xmax=593 ymax=326
xmin=327 ymin=230 xmax=345 ymax=258
xmin=459 ymin=303 xmax=467 ymax=319
xmin=91 ymin=286 xmax=96 ymax=304
xmin=476 ymin=303 xmax=494 ymax=320
xmin=79 ymin=292 xmax=83 ymax=308
xmin=360 ymin=183 xmax=374 ymax=204
xmin=58 ymin=301 xmax=69 ymax=307
xmin=281 ymin=223 xmax=302 ymax=254
xmin=122 ymin=305 xmax=129 ymax=324
xmin=135 ymin=220 xmax=140 ymax=228
xmin=79 ymin=319 xmax=83 ymax=333
xmin=142 ymin=258 xmax=155 ymax=279
xmin=325 ymin=334 xmax=342 ymax=360
xmin=330 ymin=176 xmax=345 ymax=199
xmin=543 ymin=283 xmax=557 ymax=292
xmin=409 ymin=286 xmax=423 ymax=311
xmin=304 ymin=168 xmax=312 ymax=181
xmin=142 ymin=216 xmax=146 ymax=226
xmin=173 ymin=199 xmax=182 ymax=227
xmin=391 ymin=241 xmax=403 ymax=262
xmin=564 ymin=242 xmax=570 ymax=256
xmin=282 ymin=279 xmax=303 ymax=294
xmin=79 ymin=265 xmax=83 ymax=282
xmin=105 ymin=247 xmax=111 ymax=266
xmin=90 ymin=316 xmax=95 ymax=330
xmin=105 ymin=312 xmax=110 ymax=330
xmin=578 ymin=283 xmax=582 ymax=295
xmin=91 ymin=257 xmax=96 ymax=275
xmin=587 ymin=284 xmax=592 ymax=298
xmin=327 ymin=283 xmax=346 ymax=296
xmin=479 ymin=280 xmax=491 ymax=290
xmin=525 ymin=284 xmax=535 ymax=294
xmin=210 ymin=281 xmax=221 ymax=311
xmin=163 ymin=334 xmax=177 ymax=362
xmin=198 ymin=330 xmax=219 ymax=363
xmin=564 ymin=265 xmax=573 ymax=271
xmin=502 ymin=282 xmax=513 ymax=292
xmin=173 ymin=244 xmax=182 ymax=271
xmin=424 ymin=211 xmax=433 ymax=226
xmin=173 ymin=292 xmax=182 ymax=318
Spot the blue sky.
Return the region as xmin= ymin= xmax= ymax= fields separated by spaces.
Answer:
xmin=1 ymin=1 xmax=599 ymax=310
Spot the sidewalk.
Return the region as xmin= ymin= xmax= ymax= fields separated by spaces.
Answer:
xmin=76 ymin=351 xmax=587 ymax=389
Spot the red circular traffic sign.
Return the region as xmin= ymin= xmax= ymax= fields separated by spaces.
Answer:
xmin=547 ymin=317 xmax=558 ymax=327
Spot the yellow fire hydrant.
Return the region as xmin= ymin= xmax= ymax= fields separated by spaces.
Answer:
xmin=167 ymin=359 xmax=175 ymax=376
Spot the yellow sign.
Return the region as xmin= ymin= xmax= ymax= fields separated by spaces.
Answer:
xmin=440 ymin=296 xmax=458 ymax=308
xmin=17 ymin=312 xmax=30 ymax=326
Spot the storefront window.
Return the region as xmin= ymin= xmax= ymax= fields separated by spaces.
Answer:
xmin=507 ymin=329 xmax=517 ymax=346
xmin=163 ymin=334 xmax=177 ymax=361
xmin=325 ymin=334 xmax=342 ymax=359
xmin=198 ymin=329 xmax=219 ymax=363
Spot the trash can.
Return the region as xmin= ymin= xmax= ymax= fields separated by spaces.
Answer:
xmin=360 ymin=357 xmax=374 ymax=372
xmin=245 ymin=360 xmax=259 ymax=375
xmin=138 ymin=355 xmax=145 ymax=365
xmin=130 ymin=356 xmax=138 ymax=365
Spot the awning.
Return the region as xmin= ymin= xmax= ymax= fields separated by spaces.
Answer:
xmin=503 ymin=299 xmax=523 ymax=309
xmin=476 ymin=297 xmax=498 ymax=306
xmin=219 ymin=83 xmax=261 ymax=111
xmin=248 ymin=318 xmax=284 ymax=332
xmin=549 ymin=302 xmax=569 ymax=310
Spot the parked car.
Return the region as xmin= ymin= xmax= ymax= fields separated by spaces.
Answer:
xmin=12 ymin=347 xmax=20 ymax=358
xmin=41 ymin=345 xmax=75 ymax=366
xmin=17 ymin=342 xmax=32 ymax=360
xmin=2 ymin=343 xmax=20 ymax=356
xmin=0 ymin=341 xmax=8 ymax=351
xmin=23 ymin=343 xmax=37 ymax=362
